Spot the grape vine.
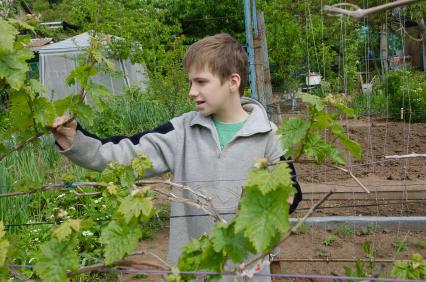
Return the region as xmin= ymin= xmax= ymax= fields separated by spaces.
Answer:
xmin=6 ymin=16 xmax=419 ymax=282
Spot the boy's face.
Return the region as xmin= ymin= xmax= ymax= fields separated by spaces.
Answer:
xmin=188 ymin=66 xmax=235 ymax=117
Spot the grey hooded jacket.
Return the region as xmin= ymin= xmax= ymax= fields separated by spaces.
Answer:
xmin=60 ymin=97 xmax=301 ymax=280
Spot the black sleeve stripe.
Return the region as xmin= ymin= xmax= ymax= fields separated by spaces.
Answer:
xmin=77 ymin=122 xmax=175 ymax=145
xmin=280 ymin=155 xmax=302 ymax=214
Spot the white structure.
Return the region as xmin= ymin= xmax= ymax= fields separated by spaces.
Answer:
xmin=38 ymin=32 xmax=147 ymax=100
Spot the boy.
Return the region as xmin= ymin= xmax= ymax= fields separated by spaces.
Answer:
xmin=53 ymin=33 xmax=301 ymax=279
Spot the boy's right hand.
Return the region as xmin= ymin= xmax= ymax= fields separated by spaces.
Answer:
xmin=52 ymin=116 xmax=77 ymax=150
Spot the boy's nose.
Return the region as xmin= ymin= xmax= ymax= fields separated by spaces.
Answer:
xmin=188 ymin=85 xmax=198 ymax=98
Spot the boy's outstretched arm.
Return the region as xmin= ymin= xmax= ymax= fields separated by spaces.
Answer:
xmin=51 ymin=116 xmax=177 ymax=175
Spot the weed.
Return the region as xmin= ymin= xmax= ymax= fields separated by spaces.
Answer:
xmin=394 ymin=239 xmax=407 ymax=253
xmin=294 ymin=223 xmax=308 ymax=235
xmin=334 ymin=224 xmax=353 ymax=238
xmin=323 ymin=235 xmax=337 ymax=246
xmin=358 ymin=223 xmax=376 ymax=236
xmin=414 ymin=241 xmax=426 ymax=250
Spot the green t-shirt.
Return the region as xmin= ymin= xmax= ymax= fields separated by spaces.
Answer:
xmin=212 ymin=117 xmax=247 ymax=148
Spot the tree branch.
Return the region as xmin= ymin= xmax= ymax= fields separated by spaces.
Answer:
xmin=324 ymin=0 xmax=421 ymax=21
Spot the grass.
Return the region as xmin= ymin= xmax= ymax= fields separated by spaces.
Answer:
xmin=0 ymin=136 xmax=90 ymax=230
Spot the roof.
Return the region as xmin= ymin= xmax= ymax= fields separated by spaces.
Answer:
xmin=38 ymin=32 xmax=91 ymax=54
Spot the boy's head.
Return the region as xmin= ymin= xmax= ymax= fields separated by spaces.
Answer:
xmin=183 ymin=33 xmax=248 ymax=96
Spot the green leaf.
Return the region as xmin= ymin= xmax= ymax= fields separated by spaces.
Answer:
xmin=69 ymin=103 xmax=95 ymax=125
xmin=53 ymin=219 xmax=81 ymax=241
xmin=0 ymin=222 xmax=9 ymax=266
xmin=0 ymin=19 xmax=18 ymax=52
xmin=131 ymin=152 xmax=153 ymax=178
xmin=34 ymin=238 xmax=79 ymax=282
xmin=234 ymin=186 xmax=293 ymax=253
xmin=54 ymin=95 xmax=75 ymax=116
xmin=329 ymin=147 xmax=346 ymax=165
xmin=301 ymin=93 xmax=324 ymax=111
xmin=178 ymin=234 xmax=225 ymax=279
xmin=0 ymin=49 xmax=33 ymax=90
xmin=278 ymin=118 xmax=310 ymax=156
xmin=331 ymin=125 xmax=362 ymax=160
xmin=86 ymin=83 xmax=112 ymax=110
xmin=100 ymin=219 xmax=143 ymax=264
xmin=211 ymin=222 xmax=254 ymax=263
xmin=117 ymin=195 xmax=154 ymax=223
xmin=66 ymin=65 xmax=96 ymax=88
xmin=33 ymin=97 xmax=56 ymax=127
xmin=246 ymin=163 xmax=293 ymax=195
xmin=304 ymin=133 xmax=334 ymax=163
xmin=7 ymin=19 xmax=35 ymax=33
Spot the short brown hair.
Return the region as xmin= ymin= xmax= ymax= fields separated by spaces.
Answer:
xmin=183 ymin=33 xmax=248 ymax=96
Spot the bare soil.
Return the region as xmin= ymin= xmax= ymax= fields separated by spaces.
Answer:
xmin=123 ymin=118 xmax=426 ymax=281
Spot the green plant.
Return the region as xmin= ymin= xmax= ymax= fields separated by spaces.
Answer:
xmin=382 ymin=70 xmax=426 ymax=122
xmin=391 ymin=253 xmax=426 ymax=280
xmin=322 ymin=235 xmax=336 ymax=246
xmin=358 ymin=223 xmax=376 ymax=236
xmin=334 ymin=224 xmax=353 ymax=238
xmin=414 ymin=241 xmax=426 ymax=250
xmin=394 ymin=239 xmax=407 ymax=253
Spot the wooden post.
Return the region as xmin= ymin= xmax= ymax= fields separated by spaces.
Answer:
xmin=422 ymin=38 xmax=426 ymax=72
xmin=253 ymin=33 xmax=266 ymax=106
xmin=257 ymin=11 xmax=282 ymax=122
xmin=380 ymin=23 xmax=388 ymax=78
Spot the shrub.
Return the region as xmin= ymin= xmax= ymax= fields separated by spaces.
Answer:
xmin=382 ymin=70 xmax=426 ymax=122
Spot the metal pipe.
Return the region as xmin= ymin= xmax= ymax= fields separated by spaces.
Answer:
xmin=244 ymin=0 xmax=258 ymax=99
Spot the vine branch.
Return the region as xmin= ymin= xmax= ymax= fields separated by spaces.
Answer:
xmin=324 ymin=0 xmax=421 ymax=21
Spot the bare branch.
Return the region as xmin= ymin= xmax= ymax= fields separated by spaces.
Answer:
xmin=8 ymin=267 xmax=30 ymax=281
xmin=385 ymin=152 xmax=426 ymax=159
xmin=67 ymin=260 xmax=169 ymax=277
xmin=139 ymin=179 xmax=226 ymax=223
xmin=331 ymin=165 xmax=371 ymax=194
xmin=324 ymin=0 xmax=421 ymax=21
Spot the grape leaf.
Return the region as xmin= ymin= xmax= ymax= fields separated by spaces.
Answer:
xmin=0 ymin=19 xmax=18 ymax=52
xmin=304 ymin=133 xmax=334 ymax=163
xmin=117 ymin=195 xmax=153 ymax=223
xmin=0 ymin=222 xmax=9 ymax=266
xmin=178 ymin=234 xmax=225 ymax=281
xmin=86 ymin=83 xmax=112 ymax=111
xmin=278 ymin=117 xmax=310 ymax=156
xmin=100 ymin=219 xmax=143 ymax=264
xmin=131 ymin=152 xmax=153 ymax=177
xmin=53 ymin=219 xmax=81 ymax=241
xmin=0 ymin=49 xmax=33 ymax=90
xmin=34 ymin=238 xmax=79 ymax=282
xmin=301 ymin=93 xmax=324 ymax=111
xmin=211 ymin=222 xmax=254 ymax=263
xmin=329 ymin=147 xmax=346 ymax=165
xmin=246 ymin=163 xmax=293 ymax=195
xmin=331 ymin=125 xmax=362 ymax=160
xmin=234 ymin=186 xmax=293 ymax=253
xmin=69 ymin=103 xmax=95 ymax=125
xmin=33 ymin=97 xmax=56 ymax=127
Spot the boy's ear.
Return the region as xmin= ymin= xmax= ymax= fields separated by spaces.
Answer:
xmin=229 ymin=73 xmax=241 ymax=94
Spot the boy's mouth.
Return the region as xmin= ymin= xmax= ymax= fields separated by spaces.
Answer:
xmin=196 ymin=101 xmax=206 ymax=106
